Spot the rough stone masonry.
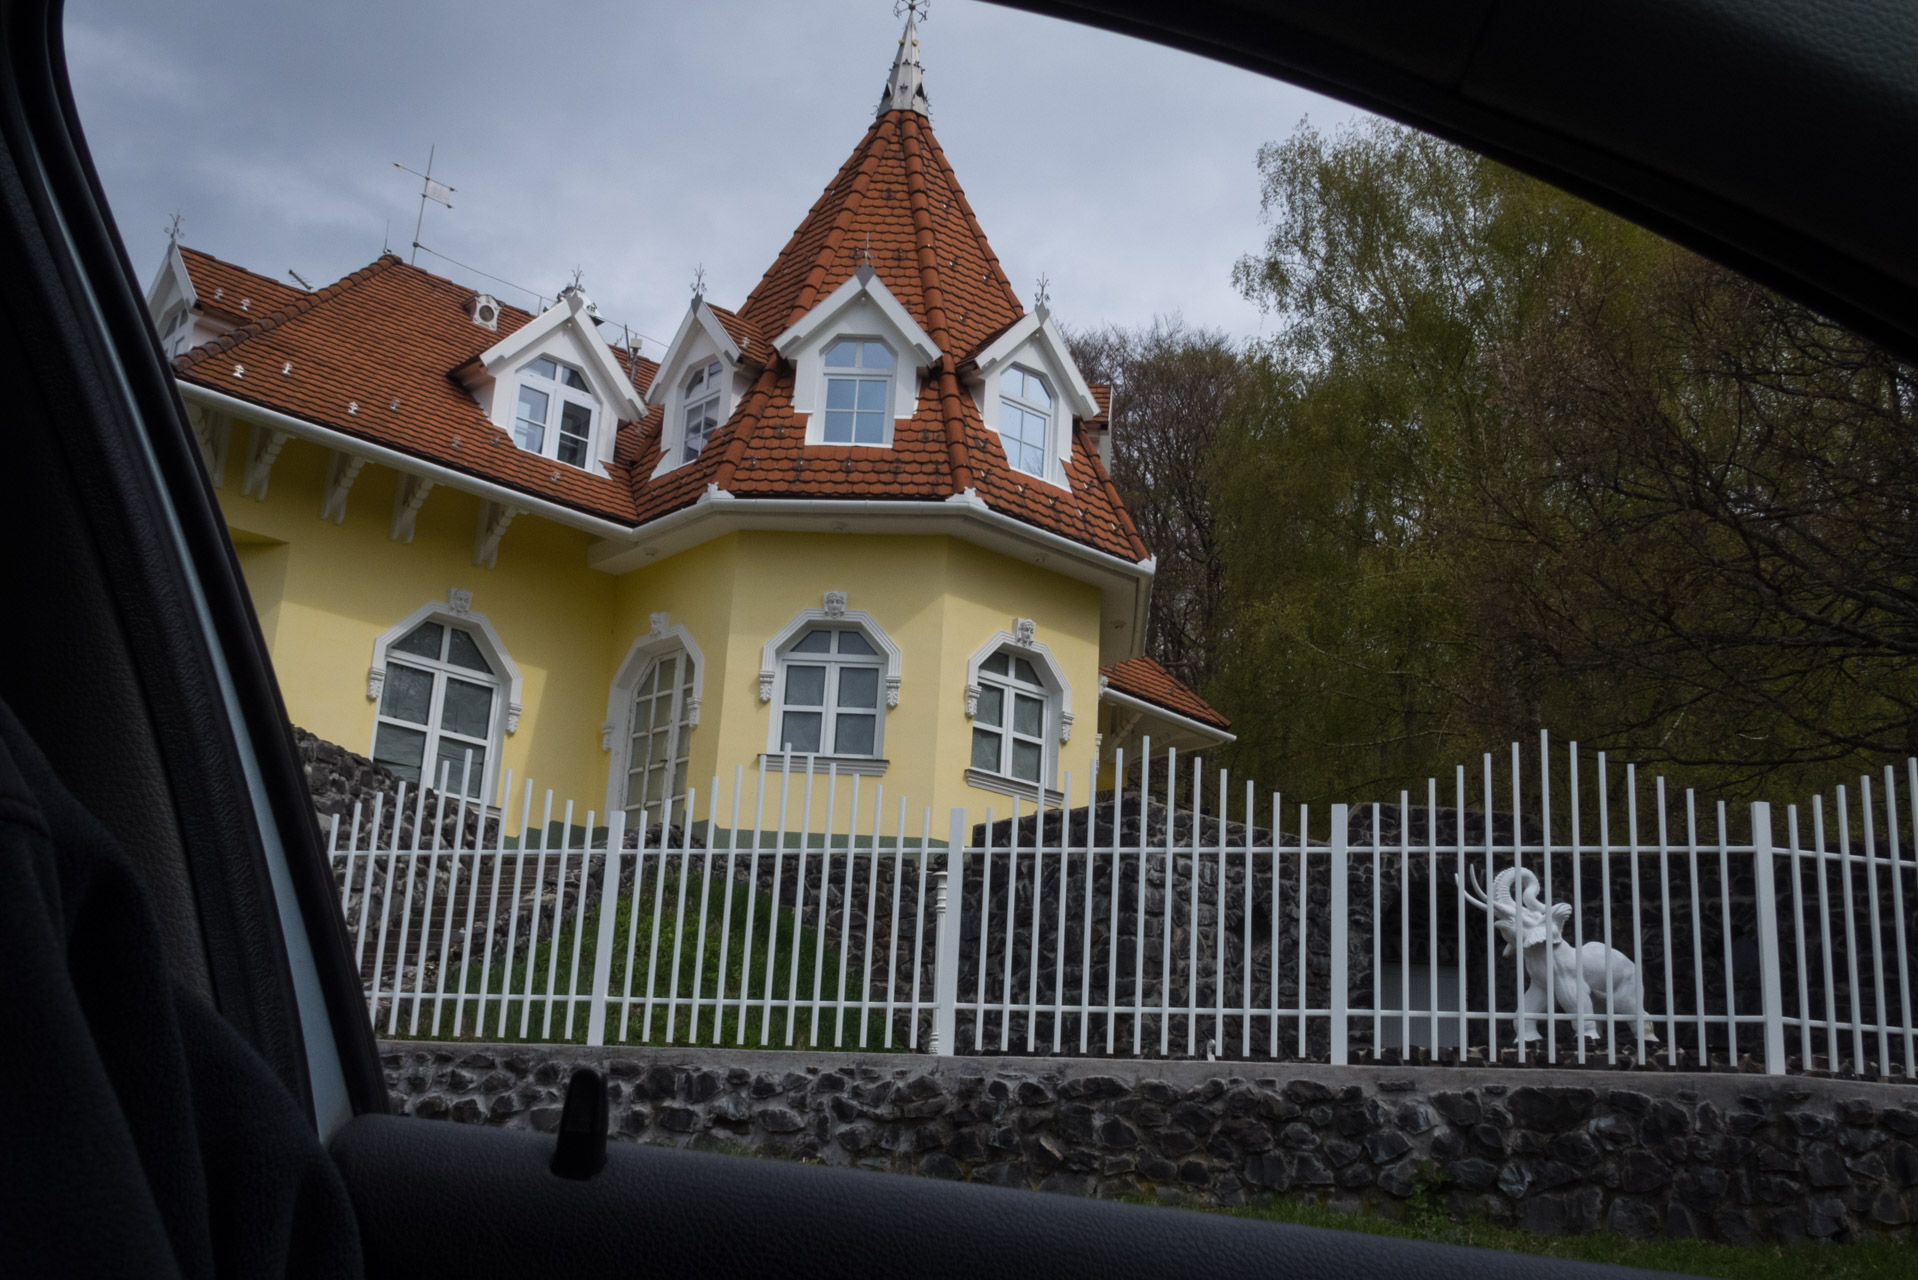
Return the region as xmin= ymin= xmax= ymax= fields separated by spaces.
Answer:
xmin=381 ymin=1043 xmax=1918 ymax=1246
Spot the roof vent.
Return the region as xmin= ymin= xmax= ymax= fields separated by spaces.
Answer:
xmin=466 ymin=292 xmax=501 ymax=330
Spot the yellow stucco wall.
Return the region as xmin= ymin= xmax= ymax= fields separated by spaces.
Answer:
xmin=215 ymin=428 xmax=617 ymax=807
xmin=212 ymin=417 xmax=1106 ymax=835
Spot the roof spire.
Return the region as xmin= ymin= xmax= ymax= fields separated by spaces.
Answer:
xmin=879 ymin=3 xmax=930 ymax=118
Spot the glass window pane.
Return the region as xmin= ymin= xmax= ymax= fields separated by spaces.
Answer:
xmin=379 ymin=664 xmax=433 ymax=724
xmin=835 ymin=630 xmax=875 ymax=655
xmin=862 ymin=342 xmax=893 ymax=368
xmin=515 ymin=385 xmax=548 ymax=451
xmin=558 ymin=435 xmax=587 ymax=466
xmin=854 ymin=412 xmax=885 ymax=444
xmin=393 ymin=621 xmax=443 ymax=659
xmin=441 ymin=678 xmax=494 ymax=739
xmin=562 ymin=366 xmax=589 ymax=391
xmin=823 ymin=411 xmax=854 ymax=443
xmin=779 ymin=710 xmax=822 ymax=754
xmin=654 ymin=655 xmax=677 ymax=686
xmin=1003 ymin=369 xmax=1024 ymax=399
xmin=434 ymin=741 xmax=486 ymax=798
xmin=855 ymin=379 xmax=888 ymax=410
xmin=706 ymin=360 xmax=723 ymax=379
xmin=525 ymin=357 xmax=557 ymax=381
xmin=837 ymin=666 xmax=878 ymax=708
xmin=649 ymin=722 xmax=674 ymax=763
xmin=445 ymin=627 xmax=491 ymax=673
xmin=1022 ymin=443 xmax=1045 ymax=475
xmin=685 ymin=366 xmax=705 ymax=394
xmin=560 ymin=398 xmax=592 ymax=435
xmin=834 ymin=713 xmax=875 ymax=756
xmin=976 ymin=683 xmax=1003 ymax=727
xmin=793 ymin=630 xmax=833 ymax=654
xmin=971 ymin=727 xmax=1001 ymax=772
xmin=625 ymin=768 xmax=649 ymax=808
xmin=1013 ymin=692 xmax=1043 ymax=738
xmin=372 ymin=723 xmax=426 ymax=783
xmin=1013 ymin=658 xmax=1040 ymax=686
xmin=1011 ymin=738 xmax=1041 ymax=784
xmin=825 ymin=340 xmax=858 ymax=367
xmin=784 ymin=664 xmax=826 ymax=706
xmin=1026 ymin=375 xmax=1051 ymax=408
xmin=982 ymin=652 xmax=1009 ymax=676
xmin=826 ymin=378 xmax=856 ymax=410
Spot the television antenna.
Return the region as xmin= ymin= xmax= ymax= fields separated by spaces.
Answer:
xmin=393 ymin=146 xmax=455 ymax=266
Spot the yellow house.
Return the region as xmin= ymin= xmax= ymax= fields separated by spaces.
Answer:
xmin=148 ymin=16 xmax=1230 ymax=838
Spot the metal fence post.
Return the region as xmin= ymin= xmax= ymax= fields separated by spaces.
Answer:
xmin=1329 ymin=803 xmax=1349 ymax=1065
xmin=931 ymin=808 xmax=966 ymax=1055
xmin=1749 ymin=802 xmax=1787 ymax=1074
xmin=585 ymin=810 xmax=625 ymax=1047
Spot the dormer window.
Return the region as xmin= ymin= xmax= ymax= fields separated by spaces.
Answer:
xmin=681 ymin=359 xmax=724 ymax=462
xmin=822 ymin=339 xmax=894 ymax=444
xmin=999 ymin=366 xmax=1051 ymax=476
xmin=513 ymin=356 xmax=595 ymax=467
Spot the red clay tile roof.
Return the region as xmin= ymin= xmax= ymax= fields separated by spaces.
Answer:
xmin=168 ymin=111 xmax=1149 ymax=562
xmin=178 ymin=246 xmax=306 ymax=324
xmin=1100 ymin=657 xmax=1230 ymax=730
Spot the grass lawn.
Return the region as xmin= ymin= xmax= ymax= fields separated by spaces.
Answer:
xmin=1196 ymin=1192 xmax=1918 ymax=1280
xmin=382 ymin=870 xmax=904 ymax=1050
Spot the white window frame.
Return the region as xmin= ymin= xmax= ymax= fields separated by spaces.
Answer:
xmin=366 ymin=593 xmax=521 ymax=805
xmin=963 ymin=623 xmax=1074 ymax=805
xmin=601 ymin=618 xmax=706 ymax=823
xmin=997 ymin=364 xmax=1053 ymax=479
xmin=816 ymin=335 xmax=897 ymax=447
xmin=679 ymin=357 xmax=725 ymax=463
xmin=758 ymin=596 xmax=901 ymax=774
xmin=511 ymin=354 xmax=599 ymax=469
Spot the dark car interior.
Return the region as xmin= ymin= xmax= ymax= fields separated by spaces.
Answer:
xmin=4 ymin=0 xmax=1913 ymax=1275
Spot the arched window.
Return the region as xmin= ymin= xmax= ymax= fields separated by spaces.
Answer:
xmin=513 ymin=355 xmax=596 ymax=467
xmin=970 ymin=650 xmax=1048 ymax=785
xmin=821 ymin=338 xmax=893 ymax=444
xmin=998 ymin=366 xmax=1051 ymax=476
xmin=621 ymin=650 xmax=696 ymax=828
xmin=371 ymin=619 xmax=501 ymax=800
xmin=963 ymin=624 xmax=1074 ymax=803
xmin=775 ymin=627 xmax=883 ymax=757
xmin=681 ymin=358 xmax=724 ymax=462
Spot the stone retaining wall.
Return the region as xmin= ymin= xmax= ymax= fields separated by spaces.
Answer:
xmin=380 ymin=1043 xmax=1918 ymax=1245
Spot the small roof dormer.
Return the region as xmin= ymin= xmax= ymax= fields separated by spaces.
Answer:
xmin=458 ymin=286 xmax=645 ymax=475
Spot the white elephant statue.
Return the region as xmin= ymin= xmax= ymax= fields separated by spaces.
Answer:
xmin=1456 ymin=865 xmax=1656 ymax=1043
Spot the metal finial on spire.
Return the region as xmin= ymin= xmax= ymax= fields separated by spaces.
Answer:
xmin=878 ymin=4 xmax=931 ymax=118
xmin=893 ymin=0 xmax=929 ymax=19
xmin=164 ymin=211 xmax=184 ymax=245
xmin=1034 ymin=273 xmax=1051 ymax=315
xmin=690 ymin=264 xmax=707 ymax=299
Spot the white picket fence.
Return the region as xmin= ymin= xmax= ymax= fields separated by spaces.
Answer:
xmin=327 ymin=735 xmax=1918 ymax=1079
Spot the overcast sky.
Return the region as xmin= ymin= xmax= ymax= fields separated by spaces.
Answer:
xmin=65 ymin=0 xmax=1362 ymax=356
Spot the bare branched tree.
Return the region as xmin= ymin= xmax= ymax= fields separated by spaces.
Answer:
xmin=1068 ymin=320 xmax=1243 ymax=694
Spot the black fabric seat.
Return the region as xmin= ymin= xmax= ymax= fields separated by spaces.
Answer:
xmin=0 ymin=699 xmax=360 ymax=1279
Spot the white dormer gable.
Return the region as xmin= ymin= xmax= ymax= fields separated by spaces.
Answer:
xmin=967 ymin=310 xmax=1098 ymax=491
xmin=775 ymin=266 xmax=940 ymax=447
xmin=144 ymin=242 xmax=237 ymax=359
xmin=648 ymin=297 xmax=758 ymax=476
xmin=462 ymin=289 xmax=644 ymax=475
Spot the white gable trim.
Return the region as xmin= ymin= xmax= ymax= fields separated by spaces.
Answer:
xmin=969 ymin=312 xmax=1098 ymax=421
xmin=774 ymin=268 xmax=938 ymax=366
xmin=475 ymin=290 xmax=645 ymax=422
xmin=963 ymin=624 xmax=1074 ymax=743
xmin=646 ymin=299 xmax=746 ymax=411
xmin=367 ymin=590 xmax=524 ymax=734
xmin=145 ymin=240 xmax=198 ymax=316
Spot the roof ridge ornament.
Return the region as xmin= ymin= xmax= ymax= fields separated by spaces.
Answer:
xmin=879 ymin=6 xmax=931 ymax=118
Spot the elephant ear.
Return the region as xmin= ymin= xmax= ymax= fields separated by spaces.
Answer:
xmin=1551 ymin=902 xmax=1573 ymax=930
